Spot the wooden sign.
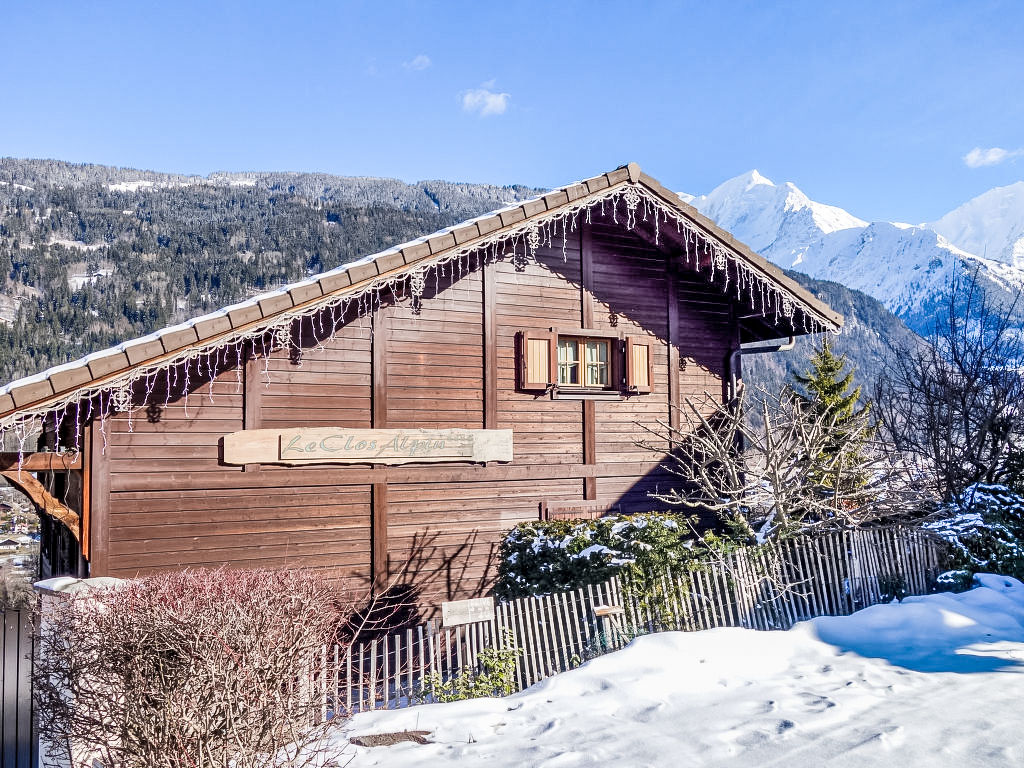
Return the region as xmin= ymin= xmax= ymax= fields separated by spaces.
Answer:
xmin=542 ymin=499 xmax=620 ymax=521
xmin=441 ymin=596 xmax=495 ymax=627
xmin=222 ymin=427 xmax=513 ymax=466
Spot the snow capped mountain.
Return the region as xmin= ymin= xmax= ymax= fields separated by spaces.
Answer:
xmin=690 ymin=170 xmax=866 ymax=258
xmin=931 ymin=181 xmax=1024 ymax=268
xmin=686 ymin=171 xmax=1024 ymax=335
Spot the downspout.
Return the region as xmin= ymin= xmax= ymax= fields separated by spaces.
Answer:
xmin=728 ymin=336 xmax=796 ymax=403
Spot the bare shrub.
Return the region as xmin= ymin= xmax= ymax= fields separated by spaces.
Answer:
xmin=643 ymin=386 xmax=925 ymax=542
xmin=875 ymin=268 xmax=1024 ymax=500
xmin=33 ymin=568 xmax=351 ymax=768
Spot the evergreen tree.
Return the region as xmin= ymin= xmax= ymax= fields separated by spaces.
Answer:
xmin=792 ymin=340 xmax=868 ymax=424
xmin=790 ymin=339 xmax=874 ymax=491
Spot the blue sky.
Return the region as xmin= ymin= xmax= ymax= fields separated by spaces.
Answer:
xmin=3 ymin=0 xmax=1023 ymax=223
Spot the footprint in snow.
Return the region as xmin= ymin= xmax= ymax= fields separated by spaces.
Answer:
xmin=633 ymin=702 xmax=666 ymax=723
xmin=797 ymin=692 xmax=836 ymax=712
xmin=776 ymin=719 xmax=796 ymax=734
xmin=734 ymin=720 xmax=796 ymax=748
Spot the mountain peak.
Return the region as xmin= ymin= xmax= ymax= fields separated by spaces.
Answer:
xmin=708 ymin=169 xmax=776 ymax=199
xmin=746 ymin=169 xmax=774 ymax=187
xmin=932 ymin=180 xmax=1024 ymax=267
xmin=691 ymin=171 xmax=866 ymax=256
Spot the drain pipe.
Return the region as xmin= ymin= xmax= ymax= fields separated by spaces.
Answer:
xmin=728 ymin=336 xmax=796 ymax=403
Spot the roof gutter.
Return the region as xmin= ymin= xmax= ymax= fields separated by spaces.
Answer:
xmin=728 ymin=336 xmax=796 ymax=403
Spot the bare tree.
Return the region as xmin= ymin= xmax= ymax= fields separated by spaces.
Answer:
xmin=874 ymin=268 xmax=1024 ymax=500
xmin=33 ymin=568 xmax=361 ymax=768
xmin=642 ymin=386 xmax=923 ymax=543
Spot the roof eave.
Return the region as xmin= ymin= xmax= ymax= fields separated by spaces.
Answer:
xmin=0 ymin=162 xmax=843 ymax=422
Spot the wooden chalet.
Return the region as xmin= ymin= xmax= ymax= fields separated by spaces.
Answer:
xmin=0 ymin=163 xmax=841 ymax=611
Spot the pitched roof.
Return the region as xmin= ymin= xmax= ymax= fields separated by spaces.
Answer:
xmin=0 ymin=162 xmax=842 ymax=426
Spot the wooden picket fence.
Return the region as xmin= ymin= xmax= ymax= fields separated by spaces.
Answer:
xmin=318 ymin=526 xmax=945 ymax=717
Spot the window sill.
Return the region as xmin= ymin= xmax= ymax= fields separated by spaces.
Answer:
xmin=551 ymin=388 xmax=623 ymax=401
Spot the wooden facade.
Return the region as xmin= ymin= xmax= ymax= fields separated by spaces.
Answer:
xmin=0 ymin=164 xmax=842 ymax=615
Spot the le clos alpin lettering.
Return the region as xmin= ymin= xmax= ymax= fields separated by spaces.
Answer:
xmin=281 ymin=432 xmax=456 ymax=459
xmin=221 ymin=428 xmax=512 ymax=466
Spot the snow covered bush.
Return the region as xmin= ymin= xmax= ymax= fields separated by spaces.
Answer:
xmin=494 ymin=513 xmax=733 ymax=599
xmin=924 ymin=483 xmax=1024 ymax=583
xmin=33 ymin=568 xmax=349 ymax=768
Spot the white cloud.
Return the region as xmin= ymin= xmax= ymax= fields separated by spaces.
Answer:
xmin=404 ymin=54 xmax=431 ymax=71
xmin=963 ymin=146 xmax=1024 ymax=168
xmin=461 ymin=86 xmax=510 ymax=117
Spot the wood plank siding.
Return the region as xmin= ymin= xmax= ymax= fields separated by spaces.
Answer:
xmin=92 ymin=221 xmax=748 ymax=611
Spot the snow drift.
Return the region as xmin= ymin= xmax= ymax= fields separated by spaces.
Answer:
xmin=333 ymin=575 xmax=1024 ymax=767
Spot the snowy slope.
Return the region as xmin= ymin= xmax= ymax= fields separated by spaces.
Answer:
xmin=330 ymin=574 xmax=1024 ymax=767
xmin=687 ymin=172 xmax=1024 ymax=335
xmin=931 ymin=181 xmax=1024 ymax=269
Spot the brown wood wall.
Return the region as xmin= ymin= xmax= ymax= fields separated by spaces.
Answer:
xmin=95 ymin=221 xmax=743 ymax=613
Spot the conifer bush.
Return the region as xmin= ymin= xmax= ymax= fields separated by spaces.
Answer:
xmin=494 ymin=513 xmax=734 ymax=599
xmin=925 ymin=484 xmax=1024 ymax=584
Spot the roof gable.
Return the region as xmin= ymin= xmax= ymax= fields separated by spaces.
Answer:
xmin=0 ymin=162 xmax=842 ymax=436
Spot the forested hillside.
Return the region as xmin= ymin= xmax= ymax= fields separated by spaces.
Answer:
xmin=0 ymin=158 xmax=917 ymax=392
xmin=0 ymin=158 xmax=540 ymax=382
xmin=743 ymin=270 xmax=921 ymax=395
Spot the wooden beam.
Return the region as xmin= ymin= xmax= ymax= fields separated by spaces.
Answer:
xmin=242 ymin=350 xmax=263 ymax=472
xmin=371 ymin=310 xmax=389 ymax=593
xmin=583 ymin=401 xmax=597 ymax=500
xmin=667 ymin=258 xmax=681 ymax=431
xmin=0 ymin=470 xmax=80 ymax=541
xmin=0 ymin=452 xmax=82 ymax=471
xmin=372 ymin=482 xmax=389 ymax=591
xmin=87 ymin=420 xmax=110 ymax=575
xmin=581 ymin=223 xmax=598 ymax=500
xmin=581 ymin=224 xmax=595 ymax=328
xmin=482 ymin=261 xmax=497 ymax=430
xmin=372 ymin=310 xmax=388 ymax=429
xmin=109 ymin=459 xmax=669 ymax=491
xmin=80 ymin=428 xmax=92 ymax=560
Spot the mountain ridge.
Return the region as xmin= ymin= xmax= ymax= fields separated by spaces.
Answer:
xmin=684 ymin=169 xmax=1024 ymax=336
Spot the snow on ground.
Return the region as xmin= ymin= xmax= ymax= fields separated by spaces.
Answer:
xmin=329 ymin=575 xmax=1024 ymax=767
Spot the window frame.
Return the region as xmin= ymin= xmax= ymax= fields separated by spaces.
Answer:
xmin=516 ymin=326 xmax=655 ymax=398
xmin=557 ymin=336 xmax=612 ymax=389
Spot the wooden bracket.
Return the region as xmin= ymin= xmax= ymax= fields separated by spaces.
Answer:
xmin=0 ymin=452 xmax=82 ymax=471
xmin=1 ymin=470 xmax=81 ymax=541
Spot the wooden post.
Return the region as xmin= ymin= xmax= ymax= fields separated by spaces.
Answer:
xmin=371 ymin=310 xmax=389 ymax=591
xmin=372 ymin=310 xmax=388 ymax=431
xmin=86 ymin=419 xmax=110 ymax=577
xmin=242 ymin=350 xmax=262 ymax=472
xmin=581 ymin=223 xmax=598 ymax=501
xmin=482 ymin=260 xmax=498 ymax=430
xmin=666 ymin=259 xmax=681 ymax=431
xmin=371 ymin=482 xmax=389 ymax=591
xmin=80 ymin=425 xmax=92 ymax=561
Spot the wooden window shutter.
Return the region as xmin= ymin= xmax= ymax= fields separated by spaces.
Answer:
xmin=518 ymin=330 xmax=557 ymax=390
xmin=626 ymin=337 xmax=653 ymax=394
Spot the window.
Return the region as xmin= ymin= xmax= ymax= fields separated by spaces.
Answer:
xmin=557 ymin=338 xmax=609 ymax=387
xmin=557 ymin=338 xmax=580 ymax=385
xmin=517 ymin=329 xmax=653 ymax=395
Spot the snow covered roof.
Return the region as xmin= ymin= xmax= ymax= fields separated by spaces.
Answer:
xmin=0 ymin=162 xmax=843 ymax=421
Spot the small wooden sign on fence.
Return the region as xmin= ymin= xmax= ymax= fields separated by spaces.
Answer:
xmin=441 ymin=596 xmax=495 ymax=627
